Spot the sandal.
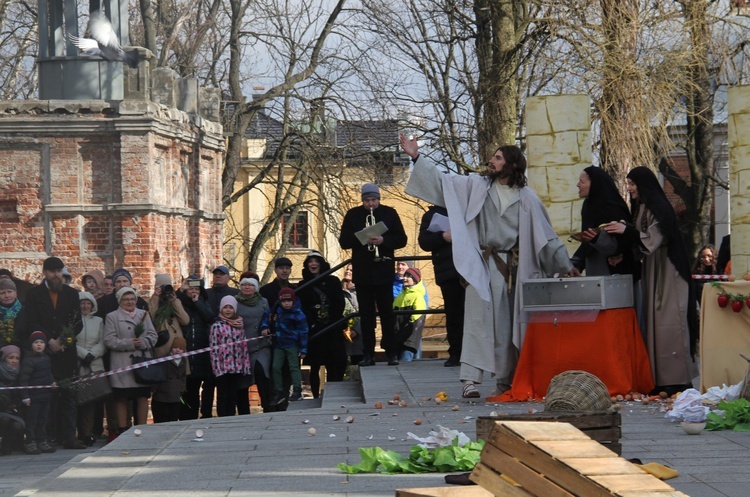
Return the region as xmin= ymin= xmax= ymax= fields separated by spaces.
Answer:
xmin=462 ymin=381 xmax=480 ymax=399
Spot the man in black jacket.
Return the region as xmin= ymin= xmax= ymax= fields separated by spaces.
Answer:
xmin=339 ymin=184 xmax=407 ymax=366
xmin=418 ymin=206 xmax=465 ymax=367
xmin=15 ymin=257 xmax=86 ymax=449
xmin=259 ymin=258 xmax=296 ymax=308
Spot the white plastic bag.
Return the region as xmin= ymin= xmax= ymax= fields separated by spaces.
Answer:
xmin=665 ymin=388 xmax=709 ymax=422
xmin=406 ymin=425 xmax=471 ymax=448
xmin=703 ymin=382 xmax=742 ymax=403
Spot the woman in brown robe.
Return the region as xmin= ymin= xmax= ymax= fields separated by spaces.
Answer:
xmin=604 ymin=167 xmax=696 ymax=395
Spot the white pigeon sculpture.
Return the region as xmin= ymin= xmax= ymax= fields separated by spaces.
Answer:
xmin=70 ymin=10 xmax=140 ymax=68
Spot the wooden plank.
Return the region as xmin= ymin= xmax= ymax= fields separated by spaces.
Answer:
xmin=487 ymin=426 xmax=614 ymax=497
xmin=560 ymin=457 xmax=644 ymax=476
xmin=476 ymin=412 xmax=620 ymax=441
xmin=590 ymin=474 xmax=675 ymax=493
xmin=470 ymin=462 xmax=536 ymax=497
xmin=499 ymin=421 xmax=592 ymax=441
xmin=532 ymin=440 xmax=619 ymax=459
xmin=584 ymin=427 xmax=622 ymax=442
xmin=395 ymin=486 xmax=496 ymax=497
xmin=480 ymin=443 xmax=576 ymax=497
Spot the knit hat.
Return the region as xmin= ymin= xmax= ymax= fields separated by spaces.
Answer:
xmin=171 ymin=336 xmax=187 ymax=350
xmin=274 ymin=257 xmax=293 ymax=268
xmin=116 ymin=286 xmax=136 ymax=303
xmin=278 ymin=287 xmax=296 ymax=301
xmin=29 ymin=331 xmax=47 ymax=346
xmin=42 ymin=257 xmax=64 ymax=271
xmin=304 ymin=250 xmax=325 ymax=265
xmin=361 ymin=183 xmax=380 ymax=200
xmin=0 ymin=345 xmax=20 ymax=361
xmin=78 ymin=291 xmax=98 ymax=315
xmin=112 ymin=268 xmax=133 ymax=284
xmin=239 ymin=277 xmax=260 ymax=291
xmin=404 ymin=267 xmax=422 ymax=283
xmin=155 ymin=273 xmax=172 ymax=287
xmin=0 ymin=278 xmax=16 ymax=291
xmin=219 ymin=295 xmax=238 ymax=313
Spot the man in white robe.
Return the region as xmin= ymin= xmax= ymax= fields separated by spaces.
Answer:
xmin=399 ymin=135 xmax=573 ymax=398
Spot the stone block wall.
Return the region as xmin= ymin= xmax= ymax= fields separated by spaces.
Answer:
xmin=0 ymin=99 xmax=225 ymax=292
xmin=727 ymin=85 xmax=750 ymax=276
xmin=525 ymin=95 xmax=593 ymax=253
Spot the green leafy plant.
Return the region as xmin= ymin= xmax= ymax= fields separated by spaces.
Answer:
xmin=706 ymin=398 xmax=750 ymax=431
xmin=337 ymin=438 xmax=485 ymax=474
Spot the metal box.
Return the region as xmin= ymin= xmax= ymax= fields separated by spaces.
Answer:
xmin=520 ymin=275 xmax=633 ymax=312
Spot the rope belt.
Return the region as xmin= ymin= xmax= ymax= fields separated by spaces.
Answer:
xmin=480 ymin=244 xmax=519 ymax=294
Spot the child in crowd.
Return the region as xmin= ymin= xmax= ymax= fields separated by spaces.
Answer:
xmin=262 ymin=288 xmax=308 ymax=404
xmin=393 ymin=267 xmax=427 ymax=362
xmin=209 ymin=296 xmax=251 ymax=417
xmin=152 ymin=336 xmax=188 ymax=422
xmin=19 ymin=331 xmax=56 ymax=454
xmin=0 ymin=345 xmax=25 ymax=454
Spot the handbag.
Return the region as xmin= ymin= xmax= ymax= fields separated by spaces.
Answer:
xmin=130 ymin=348 xmax=167 ymax=385
xmin=74 ymin=373 xmax=112 ymax=405
xmin=154 ymin=329 xmax=171 ymax=348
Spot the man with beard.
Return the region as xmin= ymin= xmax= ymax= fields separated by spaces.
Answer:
xmin=399 ymin=136 xmax=573 ymax=399
xmin=15 ymin=257 xmax=86 ymax=448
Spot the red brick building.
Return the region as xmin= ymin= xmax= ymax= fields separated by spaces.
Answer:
xmin=0 ymin=94 xmax=225 ymax=292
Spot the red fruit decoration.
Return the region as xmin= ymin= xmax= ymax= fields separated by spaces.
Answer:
xmin=731 ymin=300 xmax=743 ymax=313
xmin=746 ymin=297 xmax=750 ymax=309
xmin=718 ymin=294 xmax=729 ymax=308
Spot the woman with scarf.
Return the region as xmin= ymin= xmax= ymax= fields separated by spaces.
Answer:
xmin=0 ymin=345 xmax=24 ymax=454
xmin=0 ymin=279 xmax=21 ymax=347
xmin=104 ymin=287 xmax=158 ymax=435
xmin=296 ymin=251 xmax=346 ymax=399
xmin=235 ymin=276 xmax=271 ymax=414
xmin=604 ymin=167 xmax=696 ymax=395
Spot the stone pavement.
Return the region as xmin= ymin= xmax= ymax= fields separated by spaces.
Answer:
xmin=2 ymin=359 xmax=749 ymax=496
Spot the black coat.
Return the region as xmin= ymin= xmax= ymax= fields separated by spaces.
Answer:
xmin=19 ymin=351 xmax=54 ymax=402
xmin=15 ymin=283 xmax=81 ymax=380
xmin=206 ymin=285 xmax=239 ymax=316
xmin=418 ymin=206 xmax=461 ymax=286
xmin=338 ymin=204 xmax=407 ymax=286
xmin=177 ymin=291 xmax=215 ymax=379
xmin=296 ymin=265 xmax=346 ymax=365
xmin=259 ymin=279 xmax=296 ymax=309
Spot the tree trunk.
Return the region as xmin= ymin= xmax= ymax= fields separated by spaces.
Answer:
xmin=474 ymin=0 xmax=524 ymax=159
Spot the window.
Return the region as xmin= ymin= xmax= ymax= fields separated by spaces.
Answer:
xmin=282 ymin=211 xmax=309 ymax=248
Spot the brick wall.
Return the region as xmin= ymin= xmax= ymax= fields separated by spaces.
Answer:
xmin=0 ymin=101 xmax=225 ymax=293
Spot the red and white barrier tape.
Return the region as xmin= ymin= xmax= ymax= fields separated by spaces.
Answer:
xmin=691 ymin=274 xmax=729 ymax=280
xmin=0 ymin=335 xmax=266 ymax=391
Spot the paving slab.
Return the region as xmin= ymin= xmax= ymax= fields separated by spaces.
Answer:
xmin=1 ymin=359 xmax=748 ymax=496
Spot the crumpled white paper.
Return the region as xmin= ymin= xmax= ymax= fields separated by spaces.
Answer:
xmin=664 ymin=388 xmax=710 ymax=422
xmin=406 ymin=425 xmax=471 ymax=449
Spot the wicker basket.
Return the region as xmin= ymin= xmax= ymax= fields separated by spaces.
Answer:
xmin=544 ymin=370 xmax=612 ymax=412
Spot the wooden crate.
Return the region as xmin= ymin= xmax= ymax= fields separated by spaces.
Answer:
xmin=395 ymin=487 xmax=495 ymax=497
xmin=476 ymin=411 xmax=622 ymax=455
xmin=471 ymin=421 xmax=689 ymax=497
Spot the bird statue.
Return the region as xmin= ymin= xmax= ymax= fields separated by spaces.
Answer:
xmin=69 ymin=10 xmax=140 ymax=68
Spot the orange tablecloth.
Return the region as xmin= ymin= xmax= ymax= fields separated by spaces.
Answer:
xmin=700 ymin=280 xmax=750 ymax=392
xmin=496 ymin=308 xmax=654 ymax=401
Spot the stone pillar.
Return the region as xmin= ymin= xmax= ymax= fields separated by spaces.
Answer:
xmin=525 ymin=95 xmax=592 ymax=252
xmin=727 ymin=86 xmax=750 ymax=276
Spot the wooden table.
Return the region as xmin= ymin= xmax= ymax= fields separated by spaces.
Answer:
xmin=700 ymin=280 xmax=750 ymax=392
xmin=495 ymin=308 xmax=654 ymax=401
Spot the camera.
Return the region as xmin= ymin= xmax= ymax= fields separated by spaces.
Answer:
xmin=162 ymin=284 xmax=175 ymax=298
